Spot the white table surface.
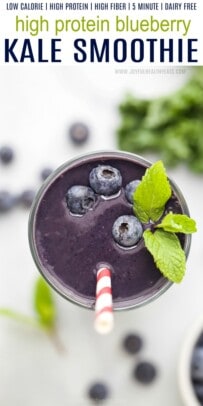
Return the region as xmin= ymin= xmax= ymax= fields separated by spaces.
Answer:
xmin=0 ymin=66 xmax=202 ymax=406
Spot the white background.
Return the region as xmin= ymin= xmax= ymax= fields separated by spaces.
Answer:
xmin=0 ymin=66 xmax=203 ymax=405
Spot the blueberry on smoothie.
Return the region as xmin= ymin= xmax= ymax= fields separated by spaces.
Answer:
xmin=88 ymin=382 xmax=109 ymax=402
xmin=89 ymin=165 xmax=122 ymax=197
xmin=112 ymin=215 xmax=143 ymax=247
xmin=133 ymin=361 xmax=157 ymax=384
xmin=125 ymin=180 xmax=140 ymax=204
xmin=66 ymin=185 xmax=96 ymax=215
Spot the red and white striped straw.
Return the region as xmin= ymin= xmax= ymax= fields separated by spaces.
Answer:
xmin=94 ymin=267 xmax=114 ymax=334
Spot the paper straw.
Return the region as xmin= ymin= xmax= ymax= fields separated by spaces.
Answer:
xmin=94 ymin=267 xmax=114 ymax=334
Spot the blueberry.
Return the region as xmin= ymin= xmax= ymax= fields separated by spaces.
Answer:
xmin=0 ymin=191 xmax=16 ymax=212
xmin=125 ymin=180 xmax=140 ymax=204
xmin=0 ymin=146 xmax=14 ymax=164
xmin=40 ymin=167 xmax=53 ymax=181
xmin=133 ymin=361 xmax=157 ymax=384
xmin=196 ymin=332 xmax=203 ymax=347
xmin=69 ymin=122 xmax=89 ymax=145
xmin=20 ymin=189 xmax=36 ymax=208
xmin=88 ymin=382 xmax=109 ymax=402
xmin=89 ymin=165 xmax=122 ymax=197
xmin=66 ymin=185 xmax=96 ymax=215
xmin=191 ymin=347 xmax=203 ymax=382
xmin=112 ymin=215 xmax=143 ymax=247
xmin=123 ymin=333 xmax=143 ymax=354
xmin=193 ymin=383 xmax=203 ymax=403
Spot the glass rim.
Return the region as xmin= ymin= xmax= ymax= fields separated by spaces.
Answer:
xmin=28 ymin=150 xmax=191 ymax=311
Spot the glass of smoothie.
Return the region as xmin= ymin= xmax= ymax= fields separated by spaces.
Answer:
xmin=28 ymin=151 xmax=191 ymax=312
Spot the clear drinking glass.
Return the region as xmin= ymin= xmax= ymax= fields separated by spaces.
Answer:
xmin=28 ymin=151 xmax=191 ymax=311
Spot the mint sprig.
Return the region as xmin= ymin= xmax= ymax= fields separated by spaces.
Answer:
xmin=133 ymin=161 xmax=197 ymax=283
xmin=133 ymin=161 xmax=171 ymax=222
xmin=0 ymin=276 xmax=64 ymax=352
xmin=34 ymin=277 xmax=56 ymax=330
xmin=0 ymin=308 xmax=39 ymax=327
xmin=143 ymin=229 xmax=186 ymax=283
xmin=156 ymin=212 xmax=197 ymax=234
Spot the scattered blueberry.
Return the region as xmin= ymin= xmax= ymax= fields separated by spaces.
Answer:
xmin=88 ymin=382 xmax=109 ymax=402
xmin=0 ymin=146 xmax=14 ymax=164
xmin=0 ymin=191 xmax=16 ymax=212
xmin=112 ymin=215 xmax=143 ymax=247
xmin=133 ymin=361 xmax=157 ymax=384
xmin=89 ymin=165 xmax=122 ymax=197
xmin=69 ymin=122 xmax=89 ymax=145
xmin=193 ymin=383 xmax=203 ymax=403
xmin=66 ymin=185 xmax=96 ymax=215
xmin=123 ymin=333 xmax=143 ymax=354
xmin=20 ymin=189 xmax=36 ymax=209
xmin=125 ymin=180 xmax=140 ymax=204
xmin=191 ymin=347 xmax=203 ymax=382
xmin=196 ymin=332 xmax=203 ymax=347
xmin=40 ymin=167 xmax=53 ymax=181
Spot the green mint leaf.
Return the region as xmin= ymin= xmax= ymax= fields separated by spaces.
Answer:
xmin=0 ymin=308 xmax=38 ymax=327
xmin=143 ymin=229 xmax=186 ymax=283
xmin=156 ymin=212 xmax=197 ymax=234
xmin=34 ymin=277 xmax=56 ymax=329
xmin=133 ymin=161 xmax=172 ymax=223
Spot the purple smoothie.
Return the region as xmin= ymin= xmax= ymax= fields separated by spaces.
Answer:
xmin=29 ymin=152 xmax=190 ymax=310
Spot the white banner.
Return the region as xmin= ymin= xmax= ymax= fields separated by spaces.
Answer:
xmin=0 ymin=0 xmax=202 ymax=65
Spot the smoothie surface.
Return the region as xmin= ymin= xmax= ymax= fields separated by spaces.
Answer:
xmin=34 ymin=155 xmax=184 ymax=306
